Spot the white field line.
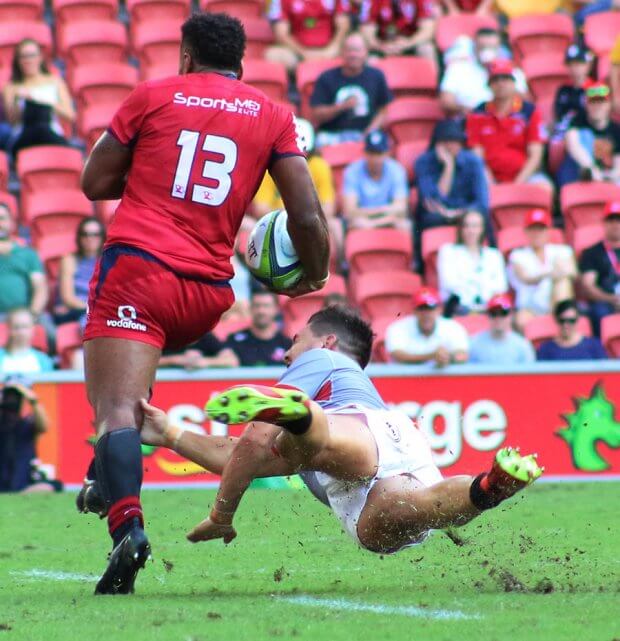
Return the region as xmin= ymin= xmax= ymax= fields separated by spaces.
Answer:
xmin=10 ymin=569 xmax=99 ymax=582
xmin=277 ymin=595 xmax=480 ymax=621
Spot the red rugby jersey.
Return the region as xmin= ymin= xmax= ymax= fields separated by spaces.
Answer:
xmin=360 ymin=0 xmax=437 ymax=39
xmin=105 ymin=72 xmax=303 ymax=281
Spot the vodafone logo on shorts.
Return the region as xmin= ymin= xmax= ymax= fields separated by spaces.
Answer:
xmin=106 ymin=305 xmax=147 ymax=332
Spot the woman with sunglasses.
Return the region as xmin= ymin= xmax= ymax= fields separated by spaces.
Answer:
xmin=537 ymin=299 xmax=607 ymax=361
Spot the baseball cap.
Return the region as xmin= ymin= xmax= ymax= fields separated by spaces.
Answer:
xmin=565 ymin=43 xmax=593 ymax=64
xmin=433 ymin=119 xmax=466 ymax=144
xmin=487 ymin=293 xmax=513 ymax=313
xmin=413 ymin=287 xmax=441 ymax=309
xmin=488 ymin=59 xmax=515 ymax=81
xmin=364 ymin=129 xmax=390 ymax=153
xmin=524 ymin=208 xmax=552 ymax=228
xmin=603 ymin=200 xmax=620 ymax=219
xmin=584 ymin=80 xmax=611 ymax=101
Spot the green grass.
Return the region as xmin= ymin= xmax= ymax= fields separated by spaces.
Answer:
xmin=1 ymin=483 xmax=619 ymax=641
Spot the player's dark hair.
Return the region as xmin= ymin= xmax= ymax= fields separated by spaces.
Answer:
xmin=554 ymin=299 xmax=579 ymax=319
xmin=308 ymin=305 xmax=374 ymax=369
xmin=181 ymin=13 xmax=246 ymax=73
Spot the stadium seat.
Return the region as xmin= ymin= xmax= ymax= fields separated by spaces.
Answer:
xmin=127 ymin=0 xmax=189 ymax=26
xmin=0 ymin=322 xmax=48 ymax=353
xmin=320 ymin=141 xmax=364 ymax=198
xmin=497 ymin=225 xmax=565 ymax=259
xmin=58 ymin=20 xmax=128 ymax=74
xmin=17 ymin=145 xmax=83 ymax=198
xmin=524 ymin=314 xmax=591 ymax=349
xmin=71 ymin=62 xmax=138 ymax=110
xmin=132 ymin=19 xmax=183 ymax=67
xmin=56 ymin=321 xmax=83 ymax=369
xmin=35 ymin=231 xmax=77 ymax=283
xmin=489 ymin=183 xmax=553 ymax=231
xmin=95 ymin=199 xmax=119 ymax=224
xmin=601 ymin=314 xmax=620 ymax=357
xmin=560 ymin=182 xmax=620 ymax=244
xmin=345 ymin=228 xmax=413 ymax=278
xmin=584 ymin=12 xmax=620 ymax=56
xmin=140 ymin=60 xmax=178 ymax=81
xmin=372 ymin=57 xmax=437 ymax=99
xmin=242 ymin=17 xmax=275 ymax=59
xmin=211 ymin=316 xmax=250 ymax=342
xmin=395 ymin=140 xmax=428 ymax=184
xmin=203 ymin=0 xmax=262 ymax=17
xmin=353 ymin=270 xmax=421 ymax=322
xmin=52 ymin=0 xmax=117 ymax=26
xmin=508 ymin=14 xmax=574 ymax=62
xmin=281 ymin=274 xmax=347 ymax=331
xmin=454 ymin=314 xmax=490 ymax=336
xmin=0 ymin=21 xmax=52 ymax=68
xmin=420 ymin=225 xmax=457 ymax=289
xmin=0 ymin=151 xmax=8 ymax=191
xmin=571 ymin=224 xmax=603 ymax=259
xmin=296 ymin=58 xmax=341 ymax=121
xmin=521 ymin=54 xmax=570 ymax=104
xmin=384 ymin=98 xmax=443 ymax=145
xmin=369 ymin=315 xmax=394 ymax=363
xmin=435 ymin=14 xmax=499 ymax=52
xmin=0 ymin=0 xmax=43 ymax=21
xmin=77 ymin=103 xmax=117 ymax=150
xmin=242 ymin=59 xmax=288 ymax=102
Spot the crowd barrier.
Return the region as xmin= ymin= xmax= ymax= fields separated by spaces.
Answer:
xmin=30 ymin=362 xmax=620 ymax=487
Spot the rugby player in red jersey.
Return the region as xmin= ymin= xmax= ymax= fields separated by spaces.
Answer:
xmin=77 ymin=13 xmax=329 ymax=594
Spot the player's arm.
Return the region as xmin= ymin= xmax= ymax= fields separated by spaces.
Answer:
xmin=81 ymin=132 xmax=133 ymax=201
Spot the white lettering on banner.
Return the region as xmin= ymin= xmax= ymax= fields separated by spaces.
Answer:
xmin=173 ymin=92 xmax=261 ymax=117
xmin=389 ymin=399 xmax=507 ymax=467
xmin=167 ymin=402 xmax=228 ymax=436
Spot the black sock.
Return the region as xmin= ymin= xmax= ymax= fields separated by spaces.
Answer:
xmin=469 ymin=473 xmax=500 ymax=511
xmin=85 ymin=458 xmax=97 ymax=481
xmin=280 ymin=410 xmax=312 ymax=435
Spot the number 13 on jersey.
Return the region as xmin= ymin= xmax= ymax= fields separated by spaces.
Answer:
xmin=171 ymin=129 xmax=238 ymax=206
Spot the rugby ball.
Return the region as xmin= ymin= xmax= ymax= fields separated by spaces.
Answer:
xmin=245 ymin=209 xmax=304 ymax=291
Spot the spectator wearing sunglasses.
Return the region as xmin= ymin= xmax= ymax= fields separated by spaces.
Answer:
xmin=537 ymin=299 xmax=607 ymax=361
xmin=469 ymin=294 xmax=535 ymax=364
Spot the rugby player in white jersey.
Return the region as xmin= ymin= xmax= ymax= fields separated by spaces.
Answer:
xmin=137 ymin=305 xmax=542 ymax=554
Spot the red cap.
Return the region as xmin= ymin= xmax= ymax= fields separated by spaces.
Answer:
xmin=413 ymin=287 xmax=441 ymax=309
xmin=488 ymin=60 xmax=515 ymax=80
xmin=524 ymin=208 xmax=552 ymax=228
xmin=487 ymin=293 xmax=513 ymax=313
xmin=603 ymin=200 xmax=620 ymax=218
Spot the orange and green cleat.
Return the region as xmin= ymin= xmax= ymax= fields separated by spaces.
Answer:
xmin=482 ymin=447 xmax=543 ymax=504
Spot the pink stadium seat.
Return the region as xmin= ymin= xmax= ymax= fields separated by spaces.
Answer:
xmin=211 ymin=316 xmax=250 ymax=342
xmin=497 ymin=226 xmax=565 ymax=259
xmin=203 ymin=0 xmax=262 ymax=17
xmin=508 ymin=14 xmax=574 ymax=62
xmin=242 ymin=59 xmax=288 ymax=102
xmin=454 ymin=314 xmax=490 ymax=336
xmin=584 ymin=12 xmax=620 ymax=56
xmin=0 ymin=152 xmax=8 ymax=192
xmin=384 ymin=98 xmax=444 ymax=145
xmin=346 ymin=229 xmax=413 ymax=279
xmin=35 ymin=231 xmax=77 ymax=282
xmin=525 ymin=314 xmax=591 ymax=349
xmin=521 ymin=54 xmax=570 ymax=104
xmin=0 ymin=21 xmax=52 ymax=68
xmin=489 ymin=183 xmax=553 ymax=231
xmin=77 ymin=103 xmax=117 ymax=150
xmin=560 ymin=182 xmax=620 ymax=245
xmin=17 ymin=145 xmax=83 ymax=197
xmin=353 ymin=270 xmax=421 ymax=322
xmin=395 ymin=140 xmax=427 ymax=183
xmin=127 ymin=0 xmax=189 ymax=26
xmin=52 ymin=0 xmax=117 ymax=26
xmin=140 ymin=60 xmax=178 ymax=81
xmin=571 ymin=224 xmax=603 ymax=259
xmin=132 ymin=18 xmax=183 ymax=67
xmin=71 ymin=62 xmax=138 ymax=110
xmin=372 ymin=57 xmax=437 ymax=99
xmin=0 ymin=322 xmax=49 ymax=352
xmin=435 ymin=14 xmax=499 ymax=52
xmin=56 ymin=321 xmax=83 ymax=368
xmin=0 ymin=0 xmax=43 ymax=21
xmin=420 ymin=225 xmax=457 ymax=289
xmin=242 ymin=17 xmax=275 ymax=59
xmin=320 ymin=141 xmax=364 ymax=198
xmin=296 ymin=58 xmax=341 ymax=121
xmin=58 ymin=20 xmax=128 ymax=73
xmin=601 ymin=314 xmax=620 ymax=357
xmin=95 ymin=199 xmax=119 ymax=224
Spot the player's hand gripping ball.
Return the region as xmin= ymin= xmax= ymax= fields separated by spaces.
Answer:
xmin=245 ymin=209 xmax=305 ymax=292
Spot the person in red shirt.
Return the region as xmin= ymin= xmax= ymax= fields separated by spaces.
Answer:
xmin=266 ymin=0 xmax=351 ymax=72
xmin=77 ymin=13 xmax=329 ymax=595
xmin=359 ymin=0 xmax=439 ymax=60
xmin=466 ymin=60 xmax=552 ymax=190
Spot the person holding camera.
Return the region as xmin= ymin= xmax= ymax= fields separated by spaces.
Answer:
xmin=0 ymin=375 xmax=51 ymax=493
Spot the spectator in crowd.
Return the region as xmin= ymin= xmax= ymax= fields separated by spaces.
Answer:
xmin=551 ymin=44 xmax=594 ymax=139
xmin=310 ymin=33 xmax=393 ymax=148
xmin=469 ymin=294 xmax=536 ymax=364
xmin=0 ymin=104 xmax=11 ymax=152
xmin=508 ymin=208 xmax=577 ymax=331
xmin=0 ymin=375 xmax=53 ymax=493
xmin=0 ymin=309 xmax=53 ymax=375
xmin=359 ymin=0 xmax=439 ymax=61
xmin=440 ymin=28 xmax=529 ymax=115
xmin=557 ymin=81 xmax=620 ymax=187
xmin=342 ymin=129 xmax=409 ymax=230
xmin=579 ymin=200 xmax=620 ymax=336
xmin=54 ymin=217 xmax=104 ymax=326
xmin=0 ymin=203 xmax=48 ymax=320
xmin=2 ymin=39 xmax=74 ymax=156
xmin=385 ymin=287 xmax=469 ymax=366
xmin=537 ymin=299 xmax=607 ymax=361
xmin=466 ymin=60 xmax=551 ymax=190
xmin=266 ymin=0 xmax=350 ymax=72
xmin=415 ymin=119 xmax=490 ymax=243
xmin=440 ymin=0 xmax=494 ymax=13
xmin=159 ymin=332 xmax=237 ymax=370
xmin=438 ymin=210 xmax=507 ymax=315
xmin=574 ymin=0 xmax=617 ymax=26
xmin=611 ymin=34 xmax=620 ymax=115
xmin=220 ymin=291 xmax=291 ymax=367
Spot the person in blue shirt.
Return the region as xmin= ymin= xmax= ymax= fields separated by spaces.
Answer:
xmin=342 ymin=129 xmax=410 ymax=230
xmin=537 ymin=299 xmax=608 ymax=361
